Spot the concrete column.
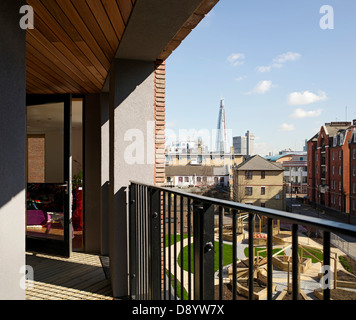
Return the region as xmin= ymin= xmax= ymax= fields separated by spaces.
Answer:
xmin=109 ymin=59 xmax=155 ymax=298
xmin=0 ymin=1 xmax=26 ymax=300
xmin=101 ymin=93 xmax=110 ymax=256
xmin=83 ymin=94 xmax=102 ymax=253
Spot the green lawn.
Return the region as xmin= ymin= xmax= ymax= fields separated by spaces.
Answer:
xmin=166 ymin=270 xmax=189 ymax=300
xmin=299 ymin=247 xmax=323 ymax=263
xmin=178 ymin=241 xmax=238 ymax=273
xmin=165 ymin=234 xmax=189 ymax=247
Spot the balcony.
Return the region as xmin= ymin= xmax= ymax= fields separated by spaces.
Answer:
xmin=26 ymin=252 xmax=113 ymax=300
xmin=129 ymin=182 xmax=356 ymax=301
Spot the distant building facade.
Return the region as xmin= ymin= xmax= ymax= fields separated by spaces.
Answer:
xmin=165 ymin=145 xmax=244 ymax=189
xmin=233 ymin=130 xmax=255 ymax=156
xmin=233 ymin=155 xmax=286 ymax=211
xmin=307 ymin=121 xmax=356 ymax=224
xmin=165 ymin=166 xmax=229 ymax=188
xmin=265 ymin=153 xmax=307 ymax=195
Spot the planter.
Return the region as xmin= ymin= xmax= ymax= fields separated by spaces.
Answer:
xmin=234 ymin=271 xmax=276 ymax=300
xmin=272 ymin=255 xmax=312 ymax=273
xmin=273 ymin=231 xmax=292 ymax=244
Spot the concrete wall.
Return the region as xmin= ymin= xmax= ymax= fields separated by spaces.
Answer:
xmin=100 ymin=93 xmax=110 ymax=256
xmin=0 ymin=0 xmax=26 ymax=300
xmin=109 ymin=59 xmax=155 ymax=298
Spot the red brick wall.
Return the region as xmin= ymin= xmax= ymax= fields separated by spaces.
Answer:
xmin=154 ymin=60 xmax=166 ymax=186
xmin=307 ymin=139 xmax=317 ymax=202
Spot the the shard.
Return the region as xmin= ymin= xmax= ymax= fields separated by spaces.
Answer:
xmin=215 ymin=98 xmax=228 ymax=153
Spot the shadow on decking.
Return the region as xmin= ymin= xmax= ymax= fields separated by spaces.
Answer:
xmin=26 ymin=252 xmax=113 ymax=300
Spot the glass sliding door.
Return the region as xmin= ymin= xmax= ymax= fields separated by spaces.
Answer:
xmin=26 ymin=95 xmax=72 ymax=257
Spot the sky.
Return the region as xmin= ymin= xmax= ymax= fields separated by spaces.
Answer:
xmin=165 ymin=0 xmax=356 ymax=156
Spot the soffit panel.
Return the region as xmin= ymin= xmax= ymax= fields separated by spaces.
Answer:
xmin=25 ymin=0 xmax=218 ymax=95
xmin=26 ymin=0 xmax=134 ymax=94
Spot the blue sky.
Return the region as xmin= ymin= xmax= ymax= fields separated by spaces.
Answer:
xmin=165 ymin=0 xmax=356 ymax=156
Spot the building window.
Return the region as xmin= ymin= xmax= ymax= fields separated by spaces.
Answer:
xmin=184 ymin=177 xmax=189 ymax=182
xmin=339 ymin=181 xmax=341 ymax=191
xmin=261 ymin=171 xmax=265 ymax=179
xmin=353 ymin=200 xmax=355 ymax=211
xmin=332 ymin=151 xmax=334 ymax=160
xmin=353 ymin=183 xmax=355 ymax=194
xmin=197 ymin=177 xmax=202 ymax=183
xmin=245 ymin=187 xmax=253 ymax=196
xmin=353 ymin=148 xmax=356 ymax=160
xmin=178 ymin=177 xmax=183 ymax=182
xmin=339 ymin=166 xmax=341 ymax=175
xmin=261 ymin=202 xmax=266 ymax=207
xmin=261 ymin=187 xmax=265 ymax=195
xmin=353 ymin=166 xmax=356 ymax=177
xmin=339 ymin=150 xmax=342 ymax=160
xmin=339 ymin=197 xmax=341 ymax=207
xmin=245 ymin=171 xmax=253 ymax=179
xmin=332 ymin=166 xmax=335 ymax=175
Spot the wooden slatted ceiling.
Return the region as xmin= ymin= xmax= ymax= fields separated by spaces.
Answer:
xmin=26 ymin=0 xmax=135 ymax=94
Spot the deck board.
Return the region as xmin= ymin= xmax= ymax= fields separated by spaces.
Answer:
xmin=26 ymin=252 xmax=113 ymax=300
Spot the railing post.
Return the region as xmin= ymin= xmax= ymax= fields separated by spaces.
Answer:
xmin=248 ymin=214 xmax=254 ymax=300
xmin=193 ymin=201 xmax=215 ymax=300
xmin=149 ymin=188 xmax=162 ymax=300
xmin=129 ymin=183 xmax=137 ymax=300
xmin=323 ymin=231 xmax=331 ymax=301
xmin=267 ymin=217 xmax=273 ymax=300
xmin=292 ymin=224 xmax=299 ymax=300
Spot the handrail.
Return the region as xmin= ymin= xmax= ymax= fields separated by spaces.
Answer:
xmin=128 ymin=181 xmax=356 ymax=301
xmin=130 ymin=181 xmax=356 ymax=238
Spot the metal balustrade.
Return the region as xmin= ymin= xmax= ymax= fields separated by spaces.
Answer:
xmin=128 ymin=182 xmax=356 ymax=301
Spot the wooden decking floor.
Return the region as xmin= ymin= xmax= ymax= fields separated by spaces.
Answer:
xmin=26 ymin=251 xmax=113 ymax=300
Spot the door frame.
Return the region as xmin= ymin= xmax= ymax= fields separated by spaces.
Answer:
xmin=26 ymin=94 xmax=72 ymax=257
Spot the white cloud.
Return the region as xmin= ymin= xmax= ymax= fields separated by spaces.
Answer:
xmin=234 ymin=76 xmax=246 ymax=81
xmin=287 ymin=90 xmax=327 ymax=105
xmin=257 ymin=51 xmax=301 ymax=73
xmin=246 ymin=80 xmax=274 ymax=94
xmin=274 ymin=52 xmax=301 ymax=64
xmin=227 ymin=53 xmax=245 ymax=66
xmin=290 ymin=108 xmax=323 ymax=119
xmin=279 ymin=123 xmax=295 ymax=131
xmin=256 ymin=66 xmax=271 ymax=73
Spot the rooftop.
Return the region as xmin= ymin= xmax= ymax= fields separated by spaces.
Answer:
xmin=235 ymin=155 xmax=283 ymax=171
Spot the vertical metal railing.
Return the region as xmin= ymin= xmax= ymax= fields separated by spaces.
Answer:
xmin=128 ymin=182 xmax=356 ymax=301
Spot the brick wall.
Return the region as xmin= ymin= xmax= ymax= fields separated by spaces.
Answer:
xmin=154 ymin=60 xmax=166 ymax=186
xmin=27 ymin=135 xmax=45 ymax=183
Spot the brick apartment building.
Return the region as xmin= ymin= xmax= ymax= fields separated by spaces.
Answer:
xmin=307 ymin=121 xmax=356 ymax=224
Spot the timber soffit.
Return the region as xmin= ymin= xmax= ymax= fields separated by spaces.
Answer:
xmin=26 ymin=0 xmax=134 ymax=95
xmin=25 ymin=0 xmax=218 ymax=95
